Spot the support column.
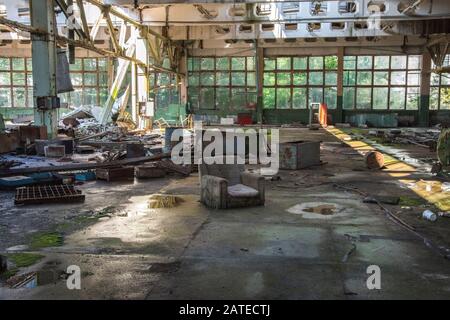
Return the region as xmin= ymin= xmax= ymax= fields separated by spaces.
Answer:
xmin=131 ymin=60 xmax=137 ymax=122
xmin=419 ymin=52 xmax=431 ymax=127
xmin=179 ymin=50 xmax=188 ymax=105
xmin=136 ymin=34 xmax=149 ymax=128
xmin=255 ymin=44 xmax=264 ymax=125
xmin=336 ymin=47 xmax=344 ymax=124
xmin=30 ymin=0 xmax=59 ymax=138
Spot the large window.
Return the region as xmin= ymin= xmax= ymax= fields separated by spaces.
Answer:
xmin=149 ymin=71 xmax=180 ymax=109
xmin=187 ymin=56 xmax=256 ymax=110
xmin=0 ymin=57 xmax=110 ymax=109
xmin=343 ymin=55 xmax=421 ymax=110
xmin=60 ymin=57 xmax=109 ymax=108
xmin=0 ymin=57 xmax=33 ymax=108
xmin=263 ymin=56 xmax=338 ymax=110
xmin=430 ymin=55 xmax=450 ymax=110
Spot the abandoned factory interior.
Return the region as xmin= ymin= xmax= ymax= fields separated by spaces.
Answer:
xmin=1 ymin=0 xmax=450 ymax=301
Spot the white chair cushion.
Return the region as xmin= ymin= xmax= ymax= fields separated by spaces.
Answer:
xmin=227 ymin=184 xmax=259 ymax=198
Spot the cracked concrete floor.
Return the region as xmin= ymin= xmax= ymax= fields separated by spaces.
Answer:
xmin=1 ymin=128 xmax=450 ymax=299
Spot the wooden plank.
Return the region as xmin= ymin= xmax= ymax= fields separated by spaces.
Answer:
xmin=0 ymin=153 xmax=170 ymax=178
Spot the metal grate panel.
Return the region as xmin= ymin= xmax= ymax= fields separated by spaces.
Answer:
xmin=15 ymin=184 xmax=85 ymax=205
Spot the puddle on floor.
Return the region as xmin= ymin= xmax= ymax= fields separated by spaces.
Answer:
xmin=287 ymin=202 xmax=345 ymax=219
xmin=303 ymin=204 xmax=337 ymax=215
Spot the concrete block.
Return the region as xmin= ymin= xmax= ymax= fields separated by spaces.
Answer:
xmin=44 ymin=145 xmax=66 ymax=158
xmin=136 ymin=164 xmax=166 ymax=179
xmin=96 ymin=166 xmax=135 ymax=182
xmin=280 ymin=141 xmax=321 ymax=170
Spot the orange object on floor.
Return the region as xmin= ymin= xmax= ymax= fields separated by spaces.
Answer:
xmin=319 ymin=103 xmax=328 ymax=126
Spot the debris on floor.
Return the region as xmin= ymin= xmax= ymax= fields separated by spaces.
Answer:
xmin=365 ymin=151 xmax=385 ymax=169
xmin=148 ymin=194 xmax=184 ymax=208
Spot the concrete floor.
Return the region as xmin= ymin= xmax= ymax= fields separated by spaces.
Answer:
xmin=1 ymin=128 xmax=450 ymax=299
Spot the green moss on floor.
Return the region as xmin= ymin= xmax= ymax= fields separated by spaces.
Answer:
xmin=29 ymin=232 xmax=63 ymax=249
xmin=7 ymin=253 xmax=44 ymax=268
xmin=399 ymin=196 xmax=425 ymax=207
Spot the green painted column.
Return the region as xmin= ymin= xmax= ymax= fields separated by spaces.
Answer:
xmin=419 ymin=53 xmax=431 ymax=127
xmin=30 ymin=0 xmax=59 ymax=138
